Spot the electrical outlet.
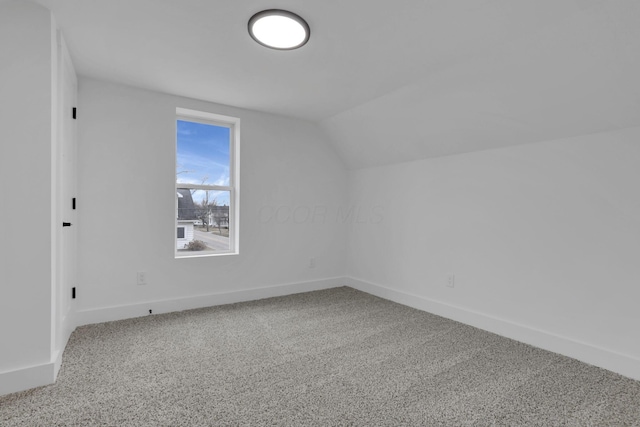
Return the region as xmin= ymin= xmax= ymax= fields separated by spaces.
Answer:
xmin=308 ymin=257 xmax=316 ymax=268
xmin=137 ymin=271 xmax=147 ymax=285
xmin=447 ymin=274 xmax=455 ymax=288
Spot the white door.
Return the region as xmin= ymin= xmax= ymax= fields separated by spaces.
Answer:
xmin=56 ymin=35 xmax=77 ymax=354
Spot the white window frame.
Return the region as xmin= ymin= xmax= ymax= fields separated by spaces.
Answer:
xmin=175 ymin=107 xmax=240 ymax=257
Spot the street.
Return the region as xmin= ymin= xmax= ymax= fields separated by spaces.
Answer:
xmin=194 ymin=229 xmax=229 ymax=251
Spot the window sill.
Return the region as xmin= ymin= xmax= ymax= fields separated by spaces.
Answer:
xmin=175 ymin=250 xmax=238 ymax=259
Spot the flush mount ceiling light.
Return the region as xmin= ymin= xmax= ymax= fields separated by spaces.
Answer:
xmin=248 ymin=9 xmax=310 ymax=50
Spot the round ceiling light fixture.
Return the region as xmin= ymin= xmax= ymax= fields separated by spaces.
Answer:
xmin=248 ymin=9 xmax=310 ymax=50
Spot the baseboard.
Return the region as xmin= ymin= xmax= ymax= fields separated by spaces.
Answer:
xmin=0 ymin=309 xmax=76 ymax=397
xmin=53 ymin=309 xmax=76 ymax=379
xmin=0 ymin=362 xmax=56 ymax=397
xmin=75 ymin=277 xmax=345 ymax=327
xmin=345 ymin=276 xmax=640 ymax=381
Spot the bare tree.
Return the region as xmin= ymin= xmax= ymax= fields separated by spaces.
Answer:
xmin=194 ymin=200 xmax=209 ymax=232
xmin=188 ymin=175 xmax=211 ymax=231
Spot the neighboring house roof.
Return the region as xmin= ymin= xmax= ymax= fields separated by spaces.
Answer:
xmin=177 ymin=188 xmax=198 ymax=220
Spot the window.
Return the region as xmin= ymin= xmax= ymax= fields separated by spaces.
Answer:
xmin=175 ymin=108 xmax=239 ymax=257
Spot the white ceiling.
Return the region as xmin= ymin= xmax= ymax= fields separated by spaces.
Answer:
xmin=32 ymin=0 xmax=640 ymax=168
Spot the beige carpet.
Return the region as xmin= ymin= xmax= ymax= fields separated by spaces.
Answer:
xmin=1 ymin=287 xmax=639 ymax=426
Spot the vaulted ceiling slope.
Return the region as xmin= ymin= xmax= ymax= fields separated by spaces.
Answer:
xmin=32 ymin=0 xmax=640 ymax=169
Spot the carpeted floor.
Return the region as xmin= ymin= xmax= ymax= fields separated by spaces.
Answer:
xmin=1 ymin=287 xmax=639 ymax=426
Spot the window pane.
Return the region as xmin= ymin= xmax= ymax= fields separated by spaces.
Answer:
xmin=177 ymin=189 xmax=230 ymax=254
xmin=176 ymin=120 xmax=230 ymax=187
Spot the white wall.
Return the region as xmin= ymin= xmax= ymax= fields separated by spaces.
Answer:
xmin=0 ymin=1 xmax=57 ymax=392
xmin=76 ymin=78 xmax=348 ymax=323
xmin=347 ymin=126 xmax=640 ymax=379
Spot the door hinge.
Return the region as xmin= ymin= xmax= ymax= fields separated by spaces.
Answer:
xmin=72 ymin=197 xmax=76 ymax=210
xmin=72 ymin=107 xmax=77 ymax=119
xmin=72 ymin=287 xmax=76 ymax=299
xmin=63 ymin=222 xmax=72 ymax=227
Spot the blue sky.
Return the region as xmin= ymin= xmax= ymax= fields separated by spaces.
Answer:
xmin=177 ymin=120 xmax=230 ymax=205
